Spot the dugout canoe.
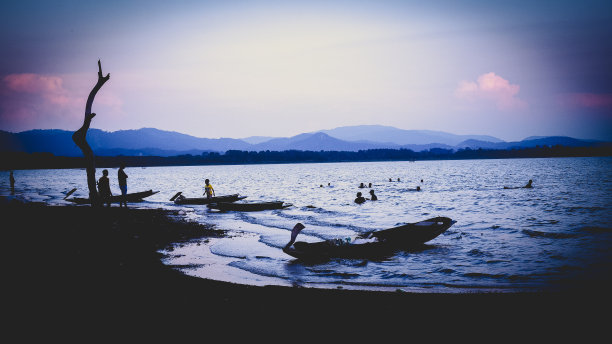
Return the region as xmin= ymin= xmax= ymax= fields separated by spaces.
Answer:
xmin=207 ymin=200 xmax=292 ymax=212
xmin=173 ymin=193 xmax=247 ymax=205
xmin=283 ymin=216 xmax=455 ymax=260
xmin=66 ymin=189 xmax=159 ymax=205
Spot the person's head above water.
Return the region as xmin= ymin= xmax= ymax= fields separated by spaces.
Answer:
xmin=357 ymin=192 xmax=362 ymax=197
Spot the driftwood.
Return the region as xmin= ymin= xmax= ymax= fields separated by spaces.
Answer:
xmin=72 ymin=60 xmax=110 ymax=206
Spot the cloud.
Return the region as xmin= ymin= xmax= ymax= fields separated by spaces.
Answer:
xmin=455 ymin=72 xmax=527 ymax=110
xmin=3 ymin=74 xmax=69 ymax=104
xmin=559 ymin=93 xmax=612 ymax=109
xmin=0 ymin=73 xmax=81 ymax=130
xmin=0 ymin=73 xmax=122 ymax=132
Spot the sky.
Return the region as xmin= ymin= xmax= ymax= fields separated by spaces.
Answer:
xmin=1 ymin=0 xmax=611 ymax=142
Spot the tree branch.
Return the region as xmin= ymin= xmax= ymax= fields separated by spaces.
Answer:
xmin=72 ymin=60 xmax=110 ymax=205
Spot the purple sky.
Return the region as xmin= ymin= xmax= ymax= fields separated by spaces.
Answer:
xmin=1 ymin=0 xmax=611 ymax=141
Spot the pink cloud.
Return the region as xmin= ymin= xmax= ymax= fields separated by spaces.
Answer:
xmin=0 ymin=73 xmax=123 ymax=132
xmin=559 ymin=93 xmax=612 ymax=109
xmin=455 ymin=72 xmax=526 ymax=110
xmin=3 ymin=73 xmax=72 ymax=106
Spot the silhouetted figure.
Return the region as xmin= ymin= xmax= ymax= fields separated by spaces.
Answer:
xmin=368 ymin=182 xmax=372 ymax=188
xmin=421 ymin=179 xmax=423 ymax=183
xmin=524 ymin=180 xmax=533 ymax=188
xmin=416 ymin=186 xmax=421 ymax=191
xmin=359 ymin=182 xmax=365 ymax=188
xmin=204 ymin=179 xmax=215 ymax=198
xmin=97 ymin=169 xmax=112 ymax=207
xmin=9 ymin=171 xmax=15 ymax=194
xmin=328 ymin=183 xmax=331 ymax=186
xmin=118 ymin=164 xmax=128 ymax=208
xmin=397 ymin=178 xmax=401 ymax=182
xmin=355 ymin=192 xmax=366 ymax=204
xmin=320 ymin=184 xmax=323 ymax=187
xmin=389 ymin=178 xmax=392 ymax=182
xmin=369 ymin=189 xmax=378 ymax=201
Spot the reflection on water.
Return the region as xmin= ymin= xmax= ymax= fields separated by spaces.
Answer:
xmin=1 ymin=157 xmax=611 ymax=292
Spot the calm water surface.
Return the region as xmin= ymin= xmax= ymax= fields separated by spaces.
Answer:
xmin=2 ymin=157 xmax=611 ymax=293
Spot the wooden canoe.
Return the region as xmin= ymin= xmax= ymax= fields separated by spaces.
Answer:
xmin=173 ymin=193 xmax=247 ymax=205
xmin=207 ymin=200 xmax=292 ymax=212
xmin=66 ymin=189 xmax=159 ymax=204
xmin=283 ymin=216 xmax=455 ymax=260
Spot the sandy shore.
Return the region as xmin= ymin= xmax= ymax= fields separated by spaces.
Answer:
xmin=2 ymin=198 xmax=606 ymax=332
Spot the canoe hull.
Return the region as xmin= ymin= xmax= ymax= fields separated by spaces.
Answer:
xmin=67 ymin=190 xmax=159 ymax=205
xmin=174 ymin=194 xmax=246 ymax=205
xmin=283 ymin=216 xmax=455 ymax=260
xmin=208 ymin=201 xmax=290 ymax=211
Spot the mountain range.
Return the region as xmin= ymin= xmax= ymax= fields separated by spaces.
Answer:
xmin=0 ymin=125 xmax=605 ymax=157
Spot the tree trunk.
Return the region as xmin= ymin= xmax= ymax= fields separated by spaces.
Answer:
xmin=72 ymin=60 xmax=110 ymax=206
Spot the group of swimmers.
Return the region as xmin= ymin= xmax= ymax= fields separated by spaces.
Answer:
xmin=355 ymin=190 xmax=377 ymax=204
xmin=354 ymin=177 xmax=421 ymax=204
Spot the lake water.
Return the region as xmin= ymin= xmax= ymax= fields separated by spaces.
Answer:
xmin=2 ymin=157 xmax=611 ymax=293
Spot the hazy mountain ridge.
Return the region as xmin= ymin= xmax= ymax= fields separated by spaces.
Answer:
xmin=455 ymin=136 xmax=601 ymax=150
xmin=0 ymin=126 xmax=605 ymax=157
xmin=317 ymin=125 xmax=504 ymax=145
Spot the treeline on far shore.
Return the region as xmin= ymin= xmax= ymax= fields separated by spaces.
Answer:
xmin=1 ymin=145 xmax=611 ymax=170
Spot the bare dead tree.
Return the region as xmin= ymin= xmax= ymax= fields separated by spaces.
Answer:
xmin=72 ymin=60 xmax=110 ymax=206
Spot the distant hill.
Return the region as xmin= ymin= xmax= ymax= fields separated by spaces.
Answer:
xmin=93 ymin=128 xmax=250 ymax=152
xmin=252 ymin=132 xmax=385 ymax=151
xmin=0 ymin=126 xmax=606 ymax=157
xmin=317 ymin=125 xmax=504 ymax=146
xmin=456 ymin=136 xmax=601 ymax=150
xmin=240 ymin=136 xmax=276 ymax=144
xmin=0 ymin=128 xmax=250 ymax=157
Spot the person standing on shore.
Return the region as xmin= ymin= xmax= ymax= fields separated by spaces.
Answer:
xmin=97 ymin=169 xmax=112 ymax=207
xmin=204 ymin=179 xmax=215 ymax=199
xmin=9 ymin=171 xmax=15 ymax=194
xmin=118 ymin=164 xmax=128 ymax=208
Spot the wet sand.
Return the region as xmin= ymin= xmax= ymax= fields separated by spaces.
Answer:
xmin=2 ymin=199 xmax=605 ymax=333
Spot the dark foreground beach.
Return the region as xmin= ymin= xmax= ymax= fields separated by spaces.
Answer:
xmin=2 ymin=199 xmax=607 ymax=336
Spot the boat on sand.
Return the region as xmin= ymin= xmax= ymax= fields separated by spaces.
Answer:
xmin=66 ymin=189 xmax=159 ymax=205
xmin=283 ymin=216 xmax=455 ymax=260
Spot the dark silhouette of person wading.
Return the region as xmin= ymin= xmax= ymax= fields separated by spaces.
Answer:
xmin=97 ymin=169 xmax=112 ymax=207
xmin=118 ymin=164 xmax=128 ymax=207
xmin=355 ymin=192 xmax=366 ymax=204
xmin=9 ymin=171 xmax=15 ymax=194
xmin=369 ymin=189 xmax=378 ymax=200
